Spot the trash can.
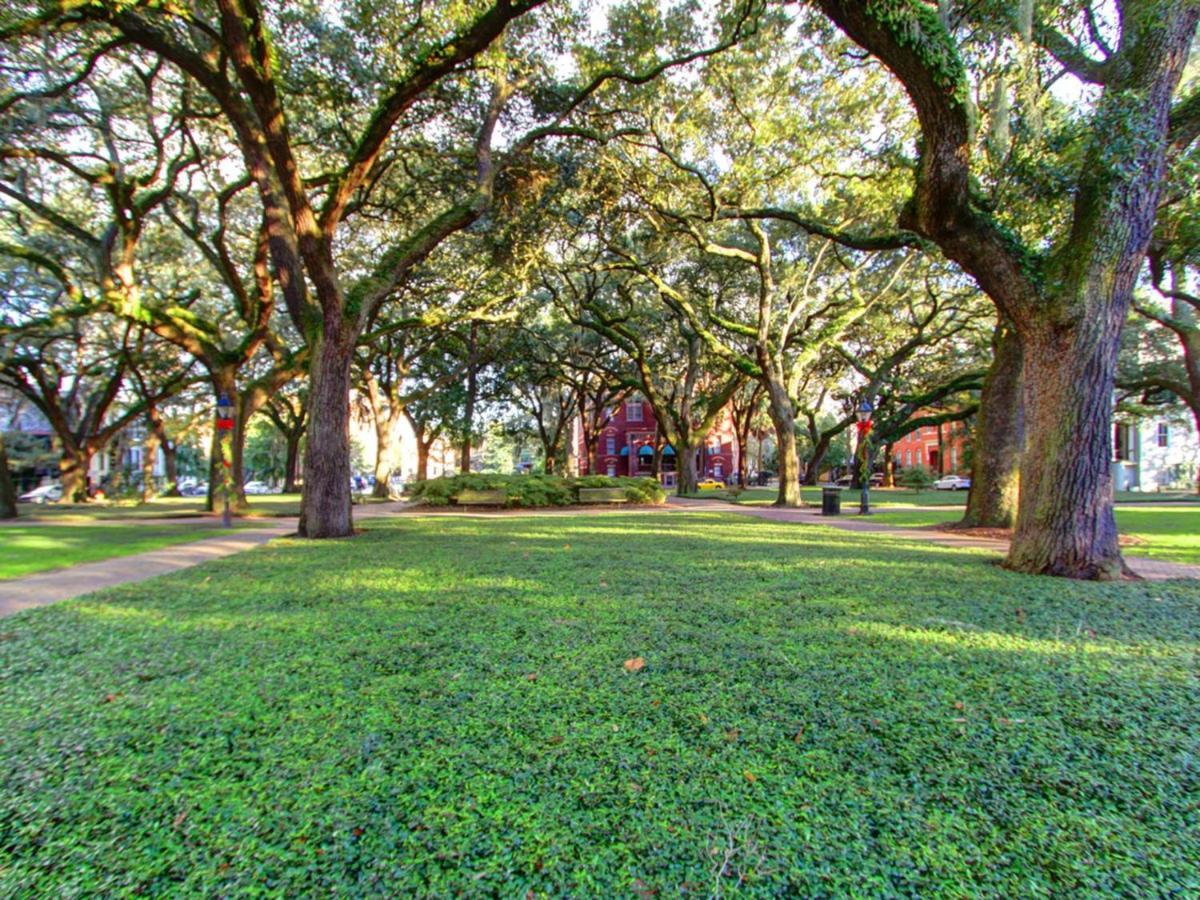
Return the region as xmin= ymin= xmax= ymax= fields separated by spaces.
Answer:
xmin=821 ymin=486 xmax=842 ymax=516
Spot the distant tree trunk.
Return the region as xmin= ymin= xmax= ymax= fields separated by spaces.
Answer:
xmin=283 ymin=432 xmax=302 ymax=493
xmin=58 ymin=444 xmax=91 ymax=503
xmin=0 ymin=432 xmax=17 ymax=518
xmin=882 ymin=442 xmax=895 ymax=487
xmin=961 ymin=321 xmax=1023 ymax=528
xmin=141 ymin=425 xmax=160 ymax=503
xmin=372 ymin=424 xmax=395 ymax=499
xmin=206 ymin=370 xmax=249 ymax=513
xmin=460 ymin=322 xmax=479 ymax=475
xmin=148 ymin=406 xmax=180 ymax=496
xmin=762 ymin=375 xmax=800 ymax=506
xmin=675 ymin=440 xmax=700 ymax=494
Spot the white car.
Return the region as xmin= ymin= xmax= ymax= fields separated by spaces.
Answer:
xmin=18 ymin=483 xmax=63 ymax=504
xmin=243 ymin=481 xmax=274 ymax=495
xmin=933 ymin=475 xmax=971 ymax=491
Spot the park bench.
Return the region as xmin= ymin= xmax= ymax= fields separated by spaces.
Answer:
xmin=455 ymin=489 xmax=507 ymax=507
xmin=578 ymin=487 xmax=628 ymax=504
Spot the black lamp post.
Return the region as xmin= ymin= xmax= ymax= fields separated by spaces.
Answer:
xmin=855 ymin=398 xmax=873 ymax=515
xmin=216 ymin=392 xmax=234 ymax=527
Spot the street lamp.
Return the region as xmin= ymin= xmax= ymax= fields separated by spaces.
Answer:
xmin=855 ymin=398 xmax=874 ymax=515
xmin=216 ymin=392 xmax=234 ymax=527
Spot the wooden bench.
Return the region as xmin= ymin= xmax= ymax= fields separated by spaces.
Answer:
xmin=578 ymin=487 xmax=628 ymax=504
xmin=455 ymin=489 xmax=507 ymax=507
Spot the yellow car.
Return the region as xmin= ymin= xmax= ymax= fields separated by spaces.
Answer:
xmin=696 ymin=479 xmax=726 ymax=490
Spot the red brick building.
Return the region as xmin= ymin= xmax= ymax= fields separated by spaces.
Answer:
xmin=575 ymin=396 xmax=739 ymax=488
xmin=891 ymin=419 xmax=970 ymax=475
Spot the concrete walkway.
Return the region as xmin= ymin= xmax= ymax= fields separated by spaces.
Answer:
xmin=0 ymin=527 xmax=290 ymax=617
xmin=667 ymin=496 xmax=1200 ymax=581
xmin=0 ymin=502 xmax=409 ymax=617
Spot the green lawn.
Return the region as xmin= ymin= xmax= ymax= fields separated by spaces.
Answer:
xmin=17 ymin=494 xmax=391 ymax=521
xmin=1 ymin=513 xmax=1197 ymax=894
xmin=868 ymin=505 xmax=1200 ymax=566
xmin=702 ymin=486 xmax=975 ymax=507
xmin=0 ymin=524 xmax=237 ymax=580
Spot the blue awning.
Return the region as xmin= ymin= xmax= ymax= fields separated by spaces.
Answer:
xmin=619 ymin=446 xmax=630 ymax=456
xmin=663 ymin=445 xmax=676 ymax=456
xmin=638 ymin=445 xmax=654 ymax=457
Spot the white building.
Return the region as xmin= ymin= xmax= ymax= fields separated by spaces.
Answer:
xmin=1112 ymin=415 xmax=1199 ymax=491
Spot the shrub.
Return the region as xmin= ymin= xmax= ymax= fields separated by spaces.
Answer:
xmin=897 ymin=467 xmax=936 ymax=492
xmin=407 ymin=474 xmax=666 ymax=507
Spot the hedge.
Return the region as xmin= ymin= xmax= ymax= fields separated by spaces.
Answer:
xmin=406 ymin=474 xmax=666 ymax=507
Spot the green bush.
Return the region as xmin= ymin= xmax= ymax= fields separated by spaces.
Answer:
xmin=407 ymin=474 xmax=665 ymax=507
xmin=897 ymin=467 xmax=936 ymax=493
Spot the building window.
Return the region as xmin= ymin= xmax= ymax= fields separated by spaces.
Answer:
xmin=606 ymin=436 xmax=616 ymax=455
xmin=714 ymin=462 xmax=722 ymax=478
xmin=1157 ymin=423 xmax=1169 ymax=448
xmin=1114 ymin=424 xmax=1137 ymax=462
xmin=626 ymin=399 xmax=643 ymax=422
xmin=606 ymin=462 xmax=616 ymax=477
xmin=905 ymin=450 xmax=911 ymax=467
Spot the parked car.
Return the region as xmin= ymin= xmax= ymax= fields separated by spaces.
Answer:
xmin=933 ymin=474 xmax=971 ymax=491
xmin=869 ymin=473 xmax=885 ymax=486
xmin=696 ymin=479 xmax=725 ymax=490
xmin=18 ymin=483 xmax=62 ymax=504
xmin=179 ymin=482 xmax=207 ymax=497
xmin=244 ymin=481 xmax=274 ymax=495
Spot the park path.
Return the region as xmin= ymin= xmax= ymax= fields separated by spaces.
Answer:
xmin=666 ymin=496 xmax=1200 ymax=581
xmin=0 ymin=502 xmax=408 ymax=617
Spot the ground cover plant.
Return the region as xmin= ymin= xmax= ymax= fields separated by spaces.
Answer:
xmin=1 ymin=513 xmax=1196 ymax=894
xmin=0 ymin=524 xmax=237 ymax=579
xmin=407 ymin=474 xmax=666 ymax=507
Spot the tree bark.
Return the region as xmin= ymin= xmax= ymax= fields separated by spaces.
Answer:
xmin=675 ymin=441 xmax=699 ymax=495
xmin=299 ymin=328 xmax=355 ymax=538
xmin=283 ymin=430 xmax=302 ymax=493
xmin=961 ymin=321 xmax=1023 ymax=528
xmin=882 ymin=442 xmax=895 ymax=488
xmin=417 ymin=438 xmax=430 ymax=482
xmin=1005 ymin=313 xmax=1125 ymax=579
xmin=372 ymin=424 xmax=395 ymax=499
xmin=58 ymin=445 xmax=91 ymax=503
xmin=763 ymin=379 xmax=800 ymax=506
xmin=141 ymin=425 xmax=161 ymax=503
xmin=0 ymin=431 xmax=17 ymax=518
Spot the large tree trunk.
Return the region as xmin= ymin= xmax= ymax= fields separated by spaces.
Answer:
xmin=882 ymin=442 xmax=895 ymax=488
xmin=300 ymin=329 xmax=355 ymax=538
xmin=802 ymin=432 xmax=832 ymax=485
xmin=675 ymin=440 xmax=699 ymax=495
xmin=58 ymin=445 xmax=91 ymax=503
xmin=961 ymin=321 xmax=1023 ymax=528
xmin=1005 ymin=313 xmax=1124 ymax=579
xmin=0 ymin=431 xmax=17 ymax=519
xmin=763 ymin=379 xmax=800 ymax=506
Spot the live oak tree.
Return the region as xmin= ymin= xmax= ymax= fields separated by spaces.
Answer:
xmin=0 ymin=48 xmax=304 ymax=510
xmin=4 ymin=0 xmax=764 ymax=537
xmin=810 ymin=0 xmax=1200 ymax=578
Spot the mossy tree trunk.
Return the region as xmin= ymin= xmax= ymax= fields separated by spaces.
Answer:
xmin=815 ymin=0 xmax=1198 ymax=577
xmin=961 ymin=321 xmax=1023 ymax=528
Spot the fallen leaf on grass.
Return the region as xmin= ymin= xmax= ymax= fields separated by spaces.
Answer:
xmin=623 ymin=656 xmax=645 ymax=673
xmin=743 ymin=770 xmax=757 ymax=784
